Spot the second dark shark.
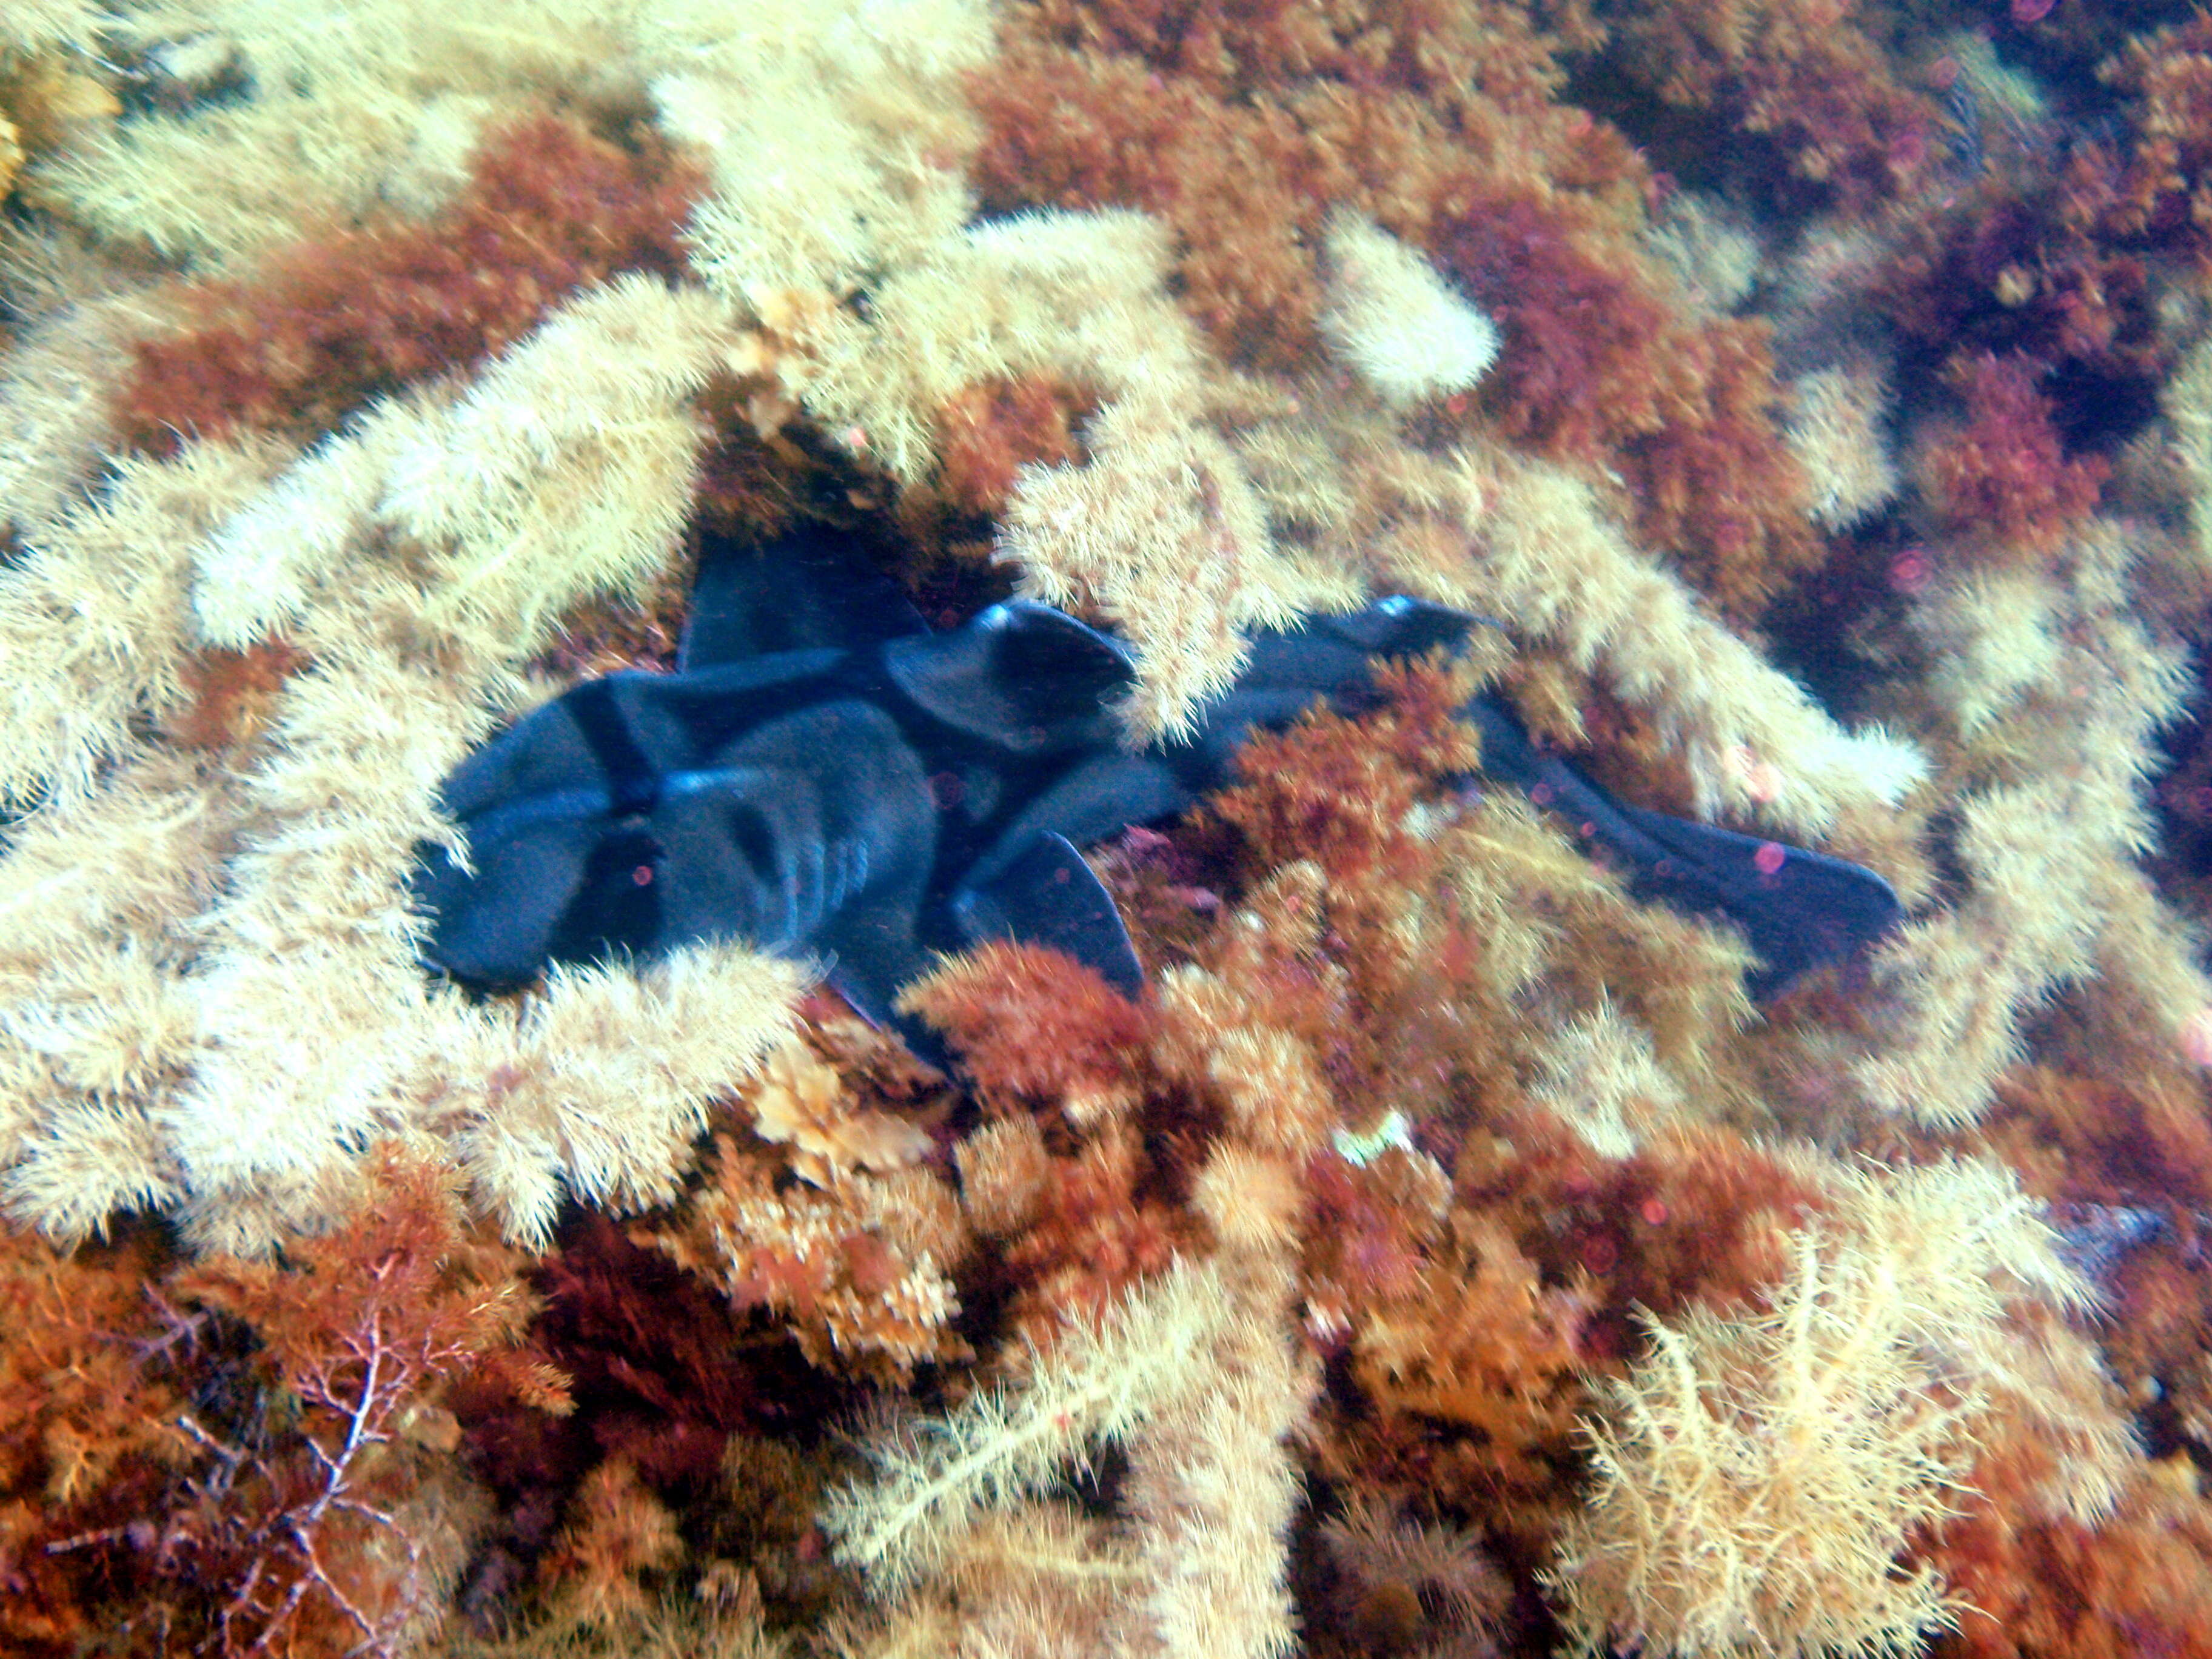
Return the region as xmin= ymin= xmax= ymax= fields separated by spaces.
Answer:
xmin=412 ymin=528 xmax=1903 ymax=1030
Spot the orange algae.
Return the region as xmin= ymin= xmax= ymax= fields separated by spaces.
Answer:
xmin=116 ymin=113 xmax=702 ymax=457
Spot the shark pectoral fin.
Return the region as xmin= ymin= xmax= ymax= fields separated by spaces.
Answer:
xmin=816 ymin=899 xmax=952 ymax=1069
xmin=950 ymin=833 xmax=1144 ymax=998
xmin=820 ymin=922 xmax=928 ymax=1027
xmin=980 ymin=753 xmax=1196 ymax=865
xmin=1613 ymin=805 xmax=1904 ymax=999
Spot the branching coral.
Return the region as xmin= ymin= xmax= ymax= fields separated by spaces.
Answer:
xmin=25 ymin=0 xmax=632 ymax=267
xmin=1467 ymin=452 xmax=1926 ymax=843
xmin=1 ymin=1147 xmax=563 ymax=1657
xmin=1783 ymin=357 xmax=1900 ymax=531
xmin=823 ymin=1246 xmax=1312 ymax=1659
xmin=1852 ymin=519 xmax=2206 ymax=1128
xmin=1549 ymin=1230 xmax=1978 ymax=1659
xmin=0 ymin=272 xmax=797 ymax=1255
xmin=1318 ymin=212 xmax=1501 ymax=411
xmin=1551 ymin=1155 xmax=2132 ymax=1658
xmin=156 ymin=1148 xmax=561 ymax=1655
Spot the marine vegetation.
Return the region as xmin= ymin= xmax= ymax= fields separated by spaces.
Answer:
xmin=4 ymin=0 xmax=2212 ymax=1655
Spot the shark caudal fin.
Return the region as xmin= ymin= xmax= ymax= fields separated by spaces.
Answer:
xmin=1608 ymin=805 xmax=1904 ymax=1000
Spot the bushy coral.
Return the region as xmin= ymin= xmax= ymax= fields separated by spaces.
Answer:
xmin=153 ymin=1149 xmax=558 ymax=1655
xmin=1549 ymin=1233 xmax=1976 ymax=1659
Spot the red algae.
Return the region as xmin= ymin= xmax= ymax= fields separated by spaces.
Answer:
xmin=931 ymin=373 xmax=1091 ymax=517
xmin=116 ymin=113 xmax=703 ymax=456
xmin=1919 ymin=351 xmax=2109 ymax=560
xmin=0 ymin=1151 xmax=559 ymax=1657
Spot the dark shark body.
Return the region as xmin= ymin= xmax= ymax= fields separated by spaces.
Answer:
xmin=413 ymin=529 xmax=1903 ymax=1032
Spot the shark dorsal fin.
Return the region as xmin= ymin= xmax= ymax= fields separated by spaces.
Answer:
xmin=882 ymin=601 xmax=1133 ymax=754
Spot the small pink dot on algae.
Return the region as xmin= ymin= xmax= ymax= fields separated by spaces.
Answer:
xmin=2180 ymin=1007 xmax=2212 ymax=1067
xmin=1726 ymin=745 xmax=1782 ymax=805
xmin=1888 ymin=122 xmax=1931 ymax=171
xmin=1754 ymin=842 xmax=1787 ymax=877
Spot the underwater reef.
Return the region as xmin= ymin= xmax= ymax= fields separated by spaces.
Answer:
xmin=7 ymin=0 xmax=2212 ymax=1653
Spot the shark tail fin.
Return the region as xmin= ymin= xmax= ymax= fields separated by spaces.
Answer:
xmin=1609 ymin=805 xmax=1903 ymax=1000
